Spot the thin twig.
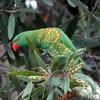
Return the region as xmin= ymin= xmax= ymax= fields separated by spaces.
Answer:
xmin=0 ymin=9 xmax=19 ymax=13
xmin=87 ymin=11 xmax=100 ymax=22
xmin=92 ymin=0 xmax=100 ymax=12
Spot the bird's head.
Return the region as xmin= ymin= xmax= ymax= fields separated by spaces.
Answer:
xmin=11 ymin=34 xmax=28 ymax=51
xmin=12 ymin=42 xmax=20 ymax=51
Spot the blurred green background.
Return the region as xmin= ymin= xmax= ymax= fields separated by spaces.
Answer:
xmin=0 ymin=0 xmax=100 ymax=99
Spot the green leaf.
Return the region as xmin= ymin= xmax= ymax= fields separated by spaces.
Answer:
xmin=31 ymin=86 xmax=44 ymax=98
xmin=42 ymin=0 xmax=53 ymax=6
xmin=47 ymin=90 xmax=54 ymax=100
xmin=9 ymin=70 xmax=41 ymax=77
xmin=67 ymin=0 xmax=76 ymax=7
xmin=6 ymin=44 xmax=15 ymax=60
xmin=1 ymin=14 xmax=15 ymax=60
xmin=74 ymin=73 xmax=96 ymax=92
xmin=28 ymin=47 xmax=38 ymax=67
xmin=16 ymin=75 xmax=31 ymax=82
xmin=0 ymin=98 xmax=3 ymax=100
xmin=51 ymin=77 xmax=62 ymax=87
xmin=63 ymin=76 xmax=70 ymax=94
xmin=22 ymin=81 xmax=33 ymax=98
xmin=52 ymin=55 xmax=67 ymax=71
xmin=70 ymin=0 xmax=88 ymax=11
xmin=8 ymin=13 xmax=15 ymax=40
xmin=54 ymin=87 xmax=63 ymax=96
xmin=34 ymin=50 xmax=46 ymax=67
xmin=73 ymin=36 xmax=100 ymax=48
xmin=34 ymin=50 xmax=48 ymax=71
xmin=6 ymin=76 xmax=12 ymax=100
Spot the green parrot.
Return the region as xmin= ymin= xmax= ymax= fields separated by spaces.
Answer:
xmin=12 ymin=27 xmax=77 ymax=63
xmin=11 ymin=27 xmax=88 ymax=86
xmin=12 ymin=28 xmax=75 ymax=53
xmin=12 ymin=27 xmax=84 ymax=69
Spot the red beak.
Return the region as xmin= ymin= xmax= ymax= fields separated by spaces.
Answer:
xmin=12 ymin=42 xmax=20 ymax=51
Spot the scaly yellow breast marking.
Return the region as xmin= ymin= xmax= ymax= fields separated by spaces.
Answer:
xmin=44 ymin=28 xmax=61 ymax=43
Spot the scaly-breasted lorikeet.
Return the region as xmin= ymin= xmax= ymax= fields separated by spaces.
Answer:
xmin=11 ymin=27 xmax=87 ymax=86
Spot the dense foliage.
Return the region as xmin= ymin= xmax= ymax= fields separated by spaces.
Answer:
xmin=0 ymin=0 xmax=100 ymax=100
